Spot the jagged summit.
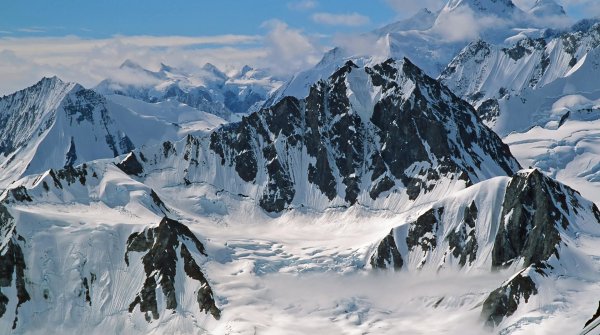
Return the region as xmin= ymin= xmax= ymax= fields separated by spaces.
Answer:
xmin=444 ymin=0 xmax=519 ymax=14
xmin=119 ymin=59 xmax=144 ymax=70
xmin=159 ymin=62 xmax=177 ymax=73
xmin=529 ymin=0 xmax=566 ymax=17
xmin=374 ymin=8 xmax=438 ymax=34
xmin=134 ymin=57 xmax=522 ymax=213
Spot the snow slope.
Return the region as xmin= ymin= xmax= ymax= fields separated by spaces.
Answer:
xmin=370 ymin=169 xmax=600 ymax=331
xmin=0 ymin=152 xmax=597 ymax=334
xmin=440 ymin=20 xmax=600 ymax=110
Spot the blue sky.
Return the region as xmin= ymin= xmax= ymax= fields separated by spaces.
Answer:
xmin=0 ymin=0 xmax=399 ymax=38
xmin=1 ymin=0 xmax=592 ymax=39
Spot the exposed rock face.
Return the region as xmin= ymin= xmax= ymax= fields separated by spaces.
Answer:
xmin=61 ymin=86 xmax=135 ymax=157
xmin=481 ymin=267 xmax=539 ymax=327
xmin=492 ymin=169 xmax=570 ymax=268
xmin=447 ymin=201 xmax=478 ymax=267
xmin=476 ymin=99 xmax=500 ymax=123
xmin=0 ymin=204 xmax=30 ymax=329
xmin=370 ymin=230 xmax=403 ymax=270
xmin=585 ymin=302 xmax=600 ymax=327
xmin=116 ymin=152 xmax=144 ymax=176
xmin=125 ymin=217 xmax=220 ymax=321
xmin=207 ymin=58 xmax=520 ymax=212
xmin=406 ymin=208 xmax=443 ymax=256
xmin=483 ymin=170 xmax=600 ymax=325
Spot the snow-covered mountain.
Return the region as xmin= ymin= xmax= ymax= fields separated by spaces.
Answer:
xmin=437 ymin=21 xmax=600 ymax=207
xmin=528 ymin=0 xmax=566 ymax=18
xmin=440 ymin=0 xmax=524 ymax=18
xmin=130 ymin=58 xmax=520 ymax=213
xmin=3 ymin=2 xmax=600 ymax=331
xmin=0 ymin=77 xmax=225 ymax=191
xmin=370 ymin=168 xmax=600 ymax=328
xmin=440 ymin=20 xmax=600 ymax=111
xmin=0 ymin=77 xmax=160 ymax=189
xmin=95 ymin=61 xmax=283 ymax=120
xmin=268 ymin=0 xmax=569 ymax=106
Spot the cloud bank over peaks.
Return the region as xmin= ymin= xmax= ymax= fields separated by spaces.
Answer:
xmin=0 ymin=20 xmax=326 ymax=95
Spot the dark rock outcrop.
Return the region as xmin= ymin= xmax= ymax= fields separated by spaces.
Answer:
xmin=370 ymin=230 xmax=403 ymax=270
xmin=125 ymin=217 xmax=220 ymax=321
xmin=447 ymin=201 xmax=478 ymax=266
xmin=0 ymin=204 xmax=30 ymax=330
xmin=492 ymin=169 xmax=572 ymax=268
xmin=406 ymin=208 xmax=444 ymax=254
xmin=585 ymin=302 xmax=600 ymax=328
xmin=116 ymin=152 xmax=144 ymax=176
xmin=481 ymin=267 xmax=539 ymax=327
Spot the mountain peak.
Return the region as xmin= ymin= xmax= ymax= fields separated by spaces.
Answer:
xmin=202 ymin=62 xmax=222 ymax=73
xmin=374 ymin=8 xmax=438 ymax=34
xmin=240 ymin=65 xmax=253 ymax=76
xmin=119 ymin=59 xmax=144 ymax=71
xmin=36 ymin=76 xmax=66 ymax=89
xmin=159 ymin=62 xmax=176 ymax=73
xmin=444 ymin=0 xmax=518 ymax=15
xmin=529 ymin=0 xmax=566 ymax=17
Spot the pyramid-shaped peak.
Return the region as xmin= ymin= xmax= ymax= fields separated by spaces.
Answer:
xmin=159 ymin=62 xmax=176 ymax=73
xmin=529 ymin=0 xmax=566 ymax=17
xmin=38 ymin=76 xmax=65 ymax=86
xmin=119 ymin=59 xmax=145 ymax=70
xmin=240 ymin=65 xmax=254 ymax=76
xmin=444 ymin=0 xmax=518 ymax=14
xmin=28 ymin=76 xmax=74 ymax=94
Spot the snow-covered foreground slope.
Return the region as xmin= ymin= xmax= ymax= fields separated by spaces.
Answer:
xmin=370 ymin=169 xmax=600 ymax=331
xmin=0 ymin=163 xmax=221 ymax=334
xmin=0 ymin=153 xmax=598 ymax=334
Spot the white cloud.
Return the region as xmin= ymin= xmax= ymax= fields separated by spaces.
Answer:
xmin=260 ymin=19 xmax=325 ymax=75
xmin=311 ymin=12 xmax=370 ymax=26
xmin=331 ymin=33 xmax=389 ymax=59
xmin=0 ymin=23 xmax=325 ymax=95
xmin=288 ymin=0 xmax=318 ymax=10
xmin=430 ymin=6 xmax=512 ymax=42
xmin=17 ymin=27 xmax=46 ymax=33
